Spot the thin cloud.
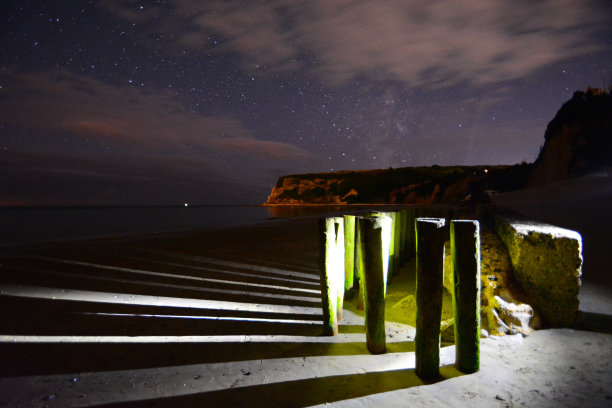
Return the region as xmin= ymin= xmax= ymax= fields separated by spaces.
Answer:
xmin=0 ymin=69 xmax=320 ymax=204
xmin=104 ymin=0 xmax=610 ymax=88
xmin=0 ymin=69 xmax=317 ymax=163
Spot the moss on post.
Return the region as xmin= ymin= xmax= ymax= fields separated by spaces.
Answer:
xmin=334 ymin=217 xmax=345 ymax=320
xmin=318 ymin=217 xmax=339 ymax=336
xmin=360 ymin=216 xmax=387 ymax=354
xmin=415 ymin=217 xmax=446 ymax=379
xmin=387 ymin=212 xmax=397 ymax=281
xmin=355 ymin=217 xmax=365 ymax=310
xmin=406 ymin=208 xmax=417 ymax=259
xmin=399 ymin=209 xmax=407 ymax=265
xmin=451 ymin=220 xmax=481 ymax=373
xmin=369 ymin=212 xmax=392 ymax=294
xmin=393 ymin=211 xmax=402 ymax=274
xmin=343 ymin=215 xmax=356 ymax=292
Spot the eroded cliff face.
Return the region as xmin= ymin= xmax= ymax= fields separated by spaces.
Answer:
xmin=265 ymin=176 xmax=359 ymax=205
xmin=529 ymin=88 xmax=612 ymax=186
xmin=263 ymin=165 xmax=528 ymax=205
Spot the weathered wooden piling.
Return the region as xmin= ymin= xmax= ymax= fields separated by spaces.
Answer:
xmin=318 ymin=217 xmax=344 ymax=335
xmin=355 ymin=217 xmax=365 ymax=310
xmin=399 ymin=209 xmax=407 ymax=265
xmin=360 ymin=216 xmax=387 ymax=354
xmin=392 ymin=211 xmax=401 ymax=274
xmin=370 ymin=212 xmax=392 ymax=292
xmin=451 ymin=220 xmax=481 ymax=373
xmin=415 ymin=217 xmax=446 ymax=379
xmin=387 ymin=212 xmax=397 ymax=280
xmin=405 ymin=208 xmax=416 ymax=259
xmin=334 ymin=217 xmax=345 ymax=319
xmin=343 ymin=215 xmax=356 ymax=292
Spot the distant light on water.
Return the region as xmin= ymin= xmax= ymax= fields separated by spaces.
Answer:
xmin=184 ymin=203 xmax=189 ymax=207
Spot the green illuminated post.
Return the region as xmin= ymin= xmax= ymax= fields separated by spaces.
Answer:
xmin=387 ymin=212 xmax=397 ymax=281
xmin=370 ymin=212 xmax=392 ymax=293
xmin=318 ymin=217 xmax=341 ymax=336
xmin=355 ymin=217 xmax=365 ymax=310
xmin=344 ymin=215 xmax=356 ymax=292
xmin=406 ymin=208 xmax=416 ymax=259
xmin=415 ymin=217 xmax=446 ymax=379
xmin=360 ymin=216 xmax=386 ymax=354
xmin=334 ymin=217 xmax=345 ymax=319
xmin=399 ymin=209 xmax=407 ymax=265
xmin=392 ymin=211 xmax=401 ymax=275
xmin=451 ymin=220 xmax=481 ymax=373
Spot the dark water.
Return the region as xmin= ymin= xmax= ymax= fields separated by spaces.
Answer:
xmin=0 ymin=206 xmax=269 ymax=246
xmin=0 ymin=205 xmax=404 ymax=246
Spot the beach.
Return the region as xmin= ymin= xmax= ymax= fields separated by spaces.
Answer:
xmin=1 ymin=184 xmax=612 ymax=406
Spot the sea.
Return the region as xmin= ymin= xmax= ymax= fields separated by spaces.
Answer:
xmin=0 ymin=205 xmax=403 ymax=247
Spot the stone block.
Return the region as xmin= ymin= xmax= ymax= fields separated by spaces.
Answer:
xmin=489 ymin=210 xmax=582 ymax=327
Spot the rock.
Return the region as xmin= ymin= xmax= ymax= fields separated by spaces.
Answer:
xmin=443 ymin=227 xmax=540 ymax=336
xmin=392 ymin=294 xmax=416 ymax=310
xmin=440 ymin=318 xmax=454 ymax=343
xmin=488 ymin=209 xmax=582 ymax=327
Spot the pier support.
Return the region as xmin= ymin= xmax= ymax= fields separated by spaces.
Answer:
xmin=355 ymin=217 xmax=365 ymax=310
xmin=415 ymin=217 xmax=446 ymax=379
xmin=391 ymin=212 xmax=401 ymax=276
xmin=451 ymin=220 xmax=481 ymax=373
xmin=399 ymin=209 xmax=407 ymax=265
xmin=343 ymin=215 xmax=356 ymax=292
xmin=405 ymin=208 xmax=417 ymax=259
xmin=318 ymin=217 xmax=344 ymax=335
xmin=360 ymin=216 xmax=387 ymax=354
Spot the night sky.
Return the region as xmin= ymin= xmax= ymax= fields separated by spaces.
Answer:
xmin=1 ymin=1 xmax=611 ymax=206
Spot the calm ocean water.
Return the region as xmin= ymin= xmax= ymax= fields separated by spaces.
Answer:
xmin=0 ymin=205 xmax=398 ymax=246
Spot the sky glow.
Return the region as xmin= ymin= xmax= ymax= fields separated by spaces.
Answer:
xmin=1 ymin=1 xmax=611 ymax=205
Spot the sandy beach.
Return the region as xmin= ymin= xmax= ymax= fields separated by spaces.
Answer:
xmin=1 ymin=183 xmax=611 ymax=407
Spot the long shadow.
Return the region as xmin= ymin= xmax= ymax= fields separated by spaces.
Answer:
xmin=122 ymin=256 xmax=321 ymax=290
xmin=0 ymin=247 xmax=429 ymax=407
xmin=145 ymin=251 xmax=321 ymax=283
xmin=0 ymin=266 xmax=321 ymax=308
xmin=93 ymin=365 xmax=462 ymax=408
xmin=0 ymin=341 xmax=418 ymax=376
xmin=579 ymin=311 xmax=612 ymax=333
xmin=4 ymin=256 xmax=321 ymax=299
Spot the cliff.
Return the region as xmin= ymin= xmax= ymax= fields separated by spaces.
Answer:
xmin=529 ymin=87 xmax=612 ymax=186
xmin=264 ymin=165 xmax=531 ymax=205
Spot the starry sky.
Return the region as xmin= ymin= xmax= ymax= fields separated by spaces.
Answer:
xmin=1 ymin=1 xmax=611 ymax=206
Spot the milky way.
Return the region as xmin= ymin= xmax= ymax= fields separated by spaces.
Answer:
xmin=1 ymin=1 xmax=611 ymax=205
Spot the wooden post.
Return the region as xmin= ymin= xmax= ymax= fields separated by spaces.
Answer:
xmin=369 ymin=212 xmax=392 ymax=293
xmin=343 ymin=215 xmax=356 ymax=292
xmin=334 ymin=217 xmax=345 ymax=320
xmin=415 ymin=217 xmax=446 ymax=379
xmin=451 ymin=220 xmax=481 ymax=373
xmin=399 ymin=209 xmax=407 ymax=265
xmin=387 ymin=212 xmax=397 ymax=281
xmin=360 ymin=216 xmax=387 ymax=354
xmin=406 ymin=208 xmax=416 ymax=259
xmin=318 ymin=217 xmax=340 ymax=335
xmin=355 ymin=216 xmax=365 ymax=310
xmin=393 ymin=211 xmax=401 ymax=274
